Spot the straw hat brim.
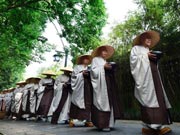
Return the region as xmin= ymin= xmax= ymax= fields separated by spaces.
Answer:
xmin=8 ymin=88 xmax=15 ymax=92
xmin=91 ymin=45 xmax=115 ymax=59
xmin=8 ymin=87 xmax=15 ymax=90
xmin=60 ymin=67 xmax=73 ymax=72
xmin=26 ymin=77 xmax=41 ymax=84
xmin=133 ymin=30 xmax=160 ymax=48
xmin=16 ymin=81 xmax=27 ymax=85
xmin=42 ymin=71 xmax=56 ymax=76
xmin=77 ymin=55 xmax=92 ymax=65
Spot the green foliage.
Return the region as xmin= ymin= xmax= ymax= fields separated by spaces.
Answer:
xmin=109 ymin=0 xmax=180 ymax=121
xmin=36 ymin=63 xmax=63 ymax=79
xmin=0 ymin=0 xmax=106 ymax=90
xmin=49 ymin=0 xmax=107 ymax=63
xmin=0 ymin=2 xmax=48 ymax=90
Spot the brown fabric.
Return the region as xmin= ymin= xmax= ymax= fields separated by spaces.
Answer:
xmin=36 ymin=83 xmax=54 ymax=117
xmin=6 ymin=100 xmax=12 ymax=116
xmin=91 ymin=69 xmax=122 ymax=129
xmin=22 ymin=90 xmax=31 ymax=114
xmin=29 ymin=90 xmax=38 ymax=117
xmin=91 ymin=105 xmax=110 ymax=129
xmin=26 ymin=90 xmax=31 ymax=113
xmin=34 ymin=90 xmax=38 ymax=114
xmin=69 ymin=74 xmax=93 ymax=121
xmin=51 ymin=85 xmax=69 ymax=124
xmin=0 ymin=99 xmax=6 ymax=112
xmin=16 ymin=102 xmax=23 ymax=119
xmin=105 ymin=69 xmax=122 ymax=119
xmin=141 ymin=60 xmax=172 ymax=125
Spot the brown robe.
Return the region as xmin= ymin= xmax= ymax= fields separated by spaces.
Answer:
xmin=0 ymin=99 xmax=6 ymax=112
xmin=51 ymin=83 xmax=71 ymax=124
xmin=69 ymin=73 xmax=93 ymax=121
xmin=22 ymin=90 xmax=31 ymax=115
xmin=16 ymin=102 xmax=23 ymax=119
xmin=36 ymin=79 xmax=55 ymax=117
xmin=91 ymin=69 xmax=122 ymax=129
xmin=14 ymin=94 xmax=23 ymax=119
xmin=141 ymin=59 xmax=172 ymax=125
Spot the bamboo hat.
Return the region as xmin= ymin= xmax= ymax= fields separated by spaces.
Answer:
xmin=60 ymin=67 xmax=73 ymax=72
xmin=42 ymin=70 xmax=56 ymax=76
xmin=77 ymin=55 xmax=92 ymax=65
xmin=8 ymin=87 xmax=15 ymax=92
xmin=91 ymin=45 xmax=115 ymax=59
xmin=1 ymin=89 xmax=7 ymax=94
xmin=3 ymin=90 xmax=9 ymax=94
xmin=26 ymin=77 xmax=41 ymax=84
xmin=133 ymin=30 xmax=160 ymax=48
xmin=16 ymin=81 xmax=27 ymax=85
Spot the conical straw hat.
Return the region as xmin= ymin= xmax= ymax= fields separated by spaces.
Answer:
xmin=91 ymin=45 xmax=115 ymax=59
xmin=77 ymin=55 xmax=92 ymax=65
xmin=16 ymin=81 xmax=27 ymax=85
xmin=60 ymin=67 xmax=73 ymax=72
xmin=133 ymin=30 xmax=160 ymax=48
xmin=42 ymin=70 xmax=56 ymax=76
xmin=26 ymin=77 xmax=41 ymax=84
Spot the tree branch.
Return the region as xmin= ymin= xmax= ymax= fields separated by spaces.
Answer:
xmin=26 ymin=6 xmax=53 ymax=14
xmin=1 ymin=0 xmax=49 ymax=12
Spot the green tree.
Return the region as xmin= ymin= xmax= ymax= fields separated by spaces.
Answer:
xmin=0 ymin=0 xmax=107 ymax=90
xmin=108 ymin=0 xmax=180 ymax=121
xmin=49 ymin=0 xmax=107 ymax=63
xmin=0 ymin=3 xmax=49 ymax=90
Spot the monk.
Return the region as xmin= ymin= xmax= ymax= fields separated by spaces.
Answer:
xmin=130 ymin=31 xmax=172 ymax=135
xmin=90 ymin=45 xmax=121 ymax=132
xmin=69 ymin=55 xmax=93 ymax=127
xmin=50 ymin=67 xmax=72 ymax=124
xmin=21 ymin=78 xmax=34 ymax=119
xmin=0 ymin=91 xmax=6 ymax=118
xmin=4 ymin=88 xmax=14 ymax=117
xmin=23 ymin=77 xmax=41 ymax=120
xmin=36 ymin=71 xmax=55 ymax=121
xmin=11 ymin=81 xmax=27 ymax=120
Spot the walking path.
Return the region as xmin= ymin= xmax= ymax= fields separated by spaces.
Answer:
xmin=0 ymin=120 xmax=179 ymax=135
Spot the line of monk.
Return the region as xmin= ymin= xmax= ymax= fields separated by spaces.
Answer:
xmin=0 ymin=30 xmax=172 ymax=135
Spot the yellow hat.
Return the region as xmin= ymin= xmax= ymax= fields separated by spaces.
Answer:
xmin=26 ymin=77 xmax=41 ymax=84
xmin=16 ymin=81 xmax=27 ymax=85
xmin=91 ymin=45 xmax=115 ymax=59
xmin=133 ymin=30 xmax=160 ymax=48
xmin=8 ymin=87 xmax=15 ymax=92
xmin=60 ymin=67 xmax=73 ymax=72
xmin=42 ymin=70 xmax=56 ymax=76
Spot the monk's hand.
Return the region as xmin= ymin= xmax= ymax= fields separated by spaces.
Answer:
xmin=83 ymin=70 xmax=89 ymax=76
xmin=63 ymin=83 xmax=67 ymax=88
xmin=148 ymin=51 xmax=157 ymax=60
xmin=104 ymin=63 xmax=112 ymax=70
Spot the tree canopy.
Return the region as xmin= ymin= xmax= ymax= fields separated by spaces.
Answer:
xmin=49 ymin=0 xmax=107 ymax=62
xmin=109 ymin=0 xmax=180 ymax=57
xmin=0 ymin=0 xmax=107 ymax=90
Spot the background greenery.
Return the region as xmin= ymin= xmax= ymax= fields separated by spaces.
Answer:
xmin=108 ymin=0 xmax=180 ymax=121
